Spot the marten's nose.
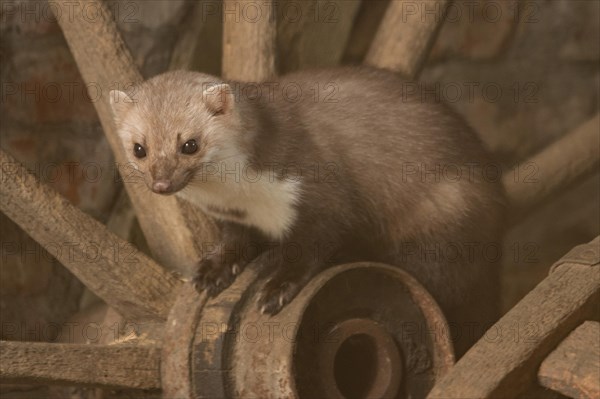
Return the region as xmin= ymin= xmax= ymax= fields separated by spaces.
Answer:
xmin=152 ymin=180 xmax=172 ymax=194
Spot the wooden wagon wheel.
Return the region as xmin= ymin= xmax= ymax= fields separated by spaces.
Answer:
xmin=1 ymin=0 xmax=599 ymax=398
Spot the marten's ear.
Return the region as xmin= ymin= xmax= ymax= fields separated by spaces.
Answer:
xmin=108 ymin=90 xmax=135 ymax=123
xmin=202 ymin=83 xmax=234 ymax=116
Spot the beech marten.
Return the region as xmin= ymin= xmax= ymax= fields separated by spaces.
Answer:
xmin=110 ymin=66 xmax=505 ymax=355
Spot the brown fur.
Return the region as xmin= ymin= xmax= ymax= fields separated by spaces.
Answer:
xmin=110 ymin=66 xmax=506 ymax=356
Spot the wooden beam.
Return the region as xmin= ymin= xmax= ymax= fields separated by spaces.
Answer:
xmin=504 ymin=114 xmax=600 ymax=218
xmin=277 ymin=0 xmax=361 ymax=73
xmin=52 ymin=0 xmax=208 ymax=274
xmin=0 ymin=149 xmax=180 ymax=322
xmin=365 ymin=0 xmax=449 ymax=79
xmin=169 ymin=1 xmax=209 ymax=71
xmin=222 ymin=0 xmax=277 ymax=81
xmin=427 ymin=237 xmax=600 ymax=398
xmin=538 ymin=321 xmax=600 ymax=399
xmin=342 ymin=0 xmax=391 ymax=65
xmin=0 ymin=341 xmax=160 ymax=390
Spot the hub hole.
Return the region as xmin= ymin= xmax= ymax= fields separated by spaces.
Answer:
xmin=333 ymin=333 xmax=379 ymax=399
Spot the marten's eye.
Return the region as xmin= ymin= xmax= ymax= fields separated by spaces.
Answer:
xmin=133 ymin=143 xmax=146 ymax=158
xmin=181 ymin=139 xmax=198 ymax=155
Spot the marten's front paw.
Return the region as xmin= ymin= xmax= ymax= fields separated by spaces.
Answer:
xmin=257 ymin=275 xmax=304 ymax=316
xmin=192 ymin=256 xmax=244 ymax=297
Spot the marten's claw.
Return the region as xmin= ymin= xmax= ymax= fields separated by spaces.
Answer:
xmin=192 ymin=257 xmax=243 ymax=297
xmin=257 ymin=279 xmax=302 ymax=316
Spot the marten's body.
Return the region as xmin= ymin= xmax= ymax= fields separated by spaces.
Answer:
xmin=110 ymin=67 xmax=505 ymax=355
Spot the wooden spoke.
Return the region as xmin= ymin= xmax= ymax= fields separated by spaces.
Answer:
xmin=0 ymin=340 xmax=160 ymax=390
xmin=538 ymin=321 xmax=600 ymax=399
xmin=503 ymin=113 xmax=600 ymax=219
xmin=0 ymin=149 xmax=180 ymax=321
xmin=427 ymin=237 xmax=600 ymax=398
xmin=105 ymin=189 xmax=136 ymax=241
xmin=51 ymin=0 xmax=214 ymax=273
xmin=366 ymin=0 xmax=450 ymax=79
xmin=222 ymin=0 xmax=276 ymax=81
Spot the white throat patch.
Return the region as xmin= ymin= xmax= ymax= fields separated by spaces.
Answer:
xmin=177 ymin=165 xmax=302 ymax=239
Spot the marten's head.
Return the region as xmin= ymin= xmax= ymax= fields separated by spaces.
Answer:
xmin=109 ymin=71 xmax=247 ymax=195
